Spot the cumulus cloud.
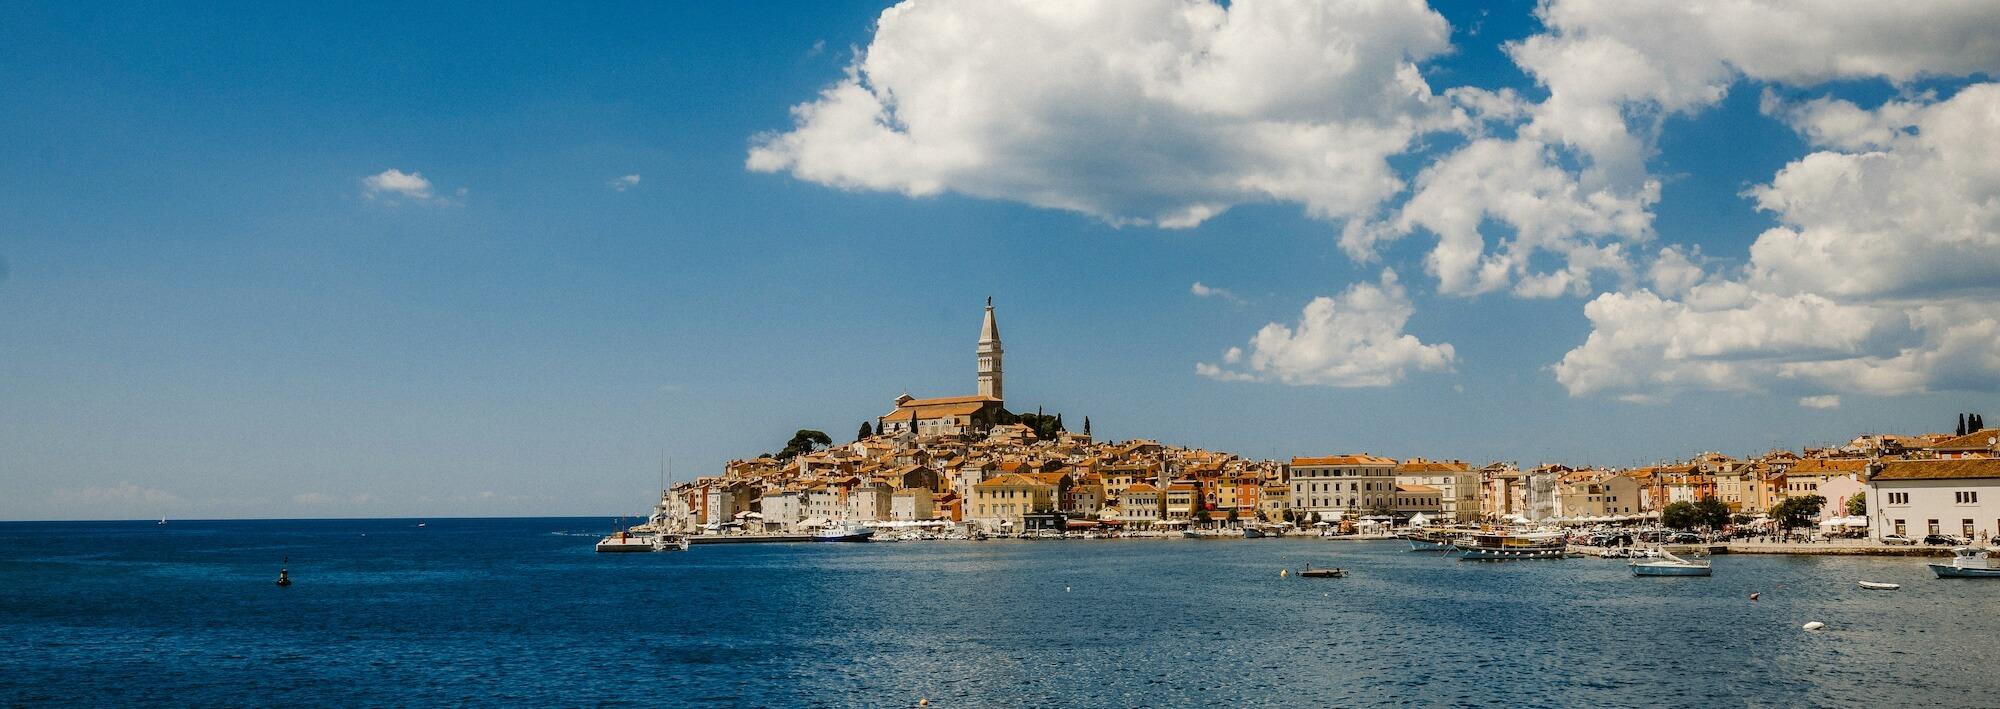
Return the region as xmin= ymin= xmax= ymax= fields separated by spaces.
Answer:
xmin=749 ymin=0 xmax=1460 ymax=229
xmin=1199 ymin=269 xmax=1454 ymax=387
xmin=1799 ymin=395 xmax=1841 ymax=409
xmin=1515 ymin=1 xmax=2000 ymax=187
xmin=1190 ymin=282 xmax=1241 ymax=302
xmin=1556 ymin=84 xmax=2000 ymax=401
xmin=1351 ymin=137 xmax=1656 ymax=298
xmin=608 ymin=174 xmax=642 ymax=192
xmin=362 ymin=168 xmax=460 ymax=205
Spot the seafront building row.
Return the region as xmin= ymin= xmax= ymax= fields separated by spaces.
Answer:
xmin=652 ymin=300 xmax=2000 ymax=544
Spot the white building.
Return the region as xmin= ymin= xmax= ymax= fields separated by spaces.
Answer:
xmin=761 ymin=490 xmax=802 ymax=531
xmin=891 ymin=489 xmax=933 ymax=521
xmin=847 ymin=482 xmax=893 ymax=523
xmin=1289 ymin=454 xmax=1398 ymax=521
xmin=1394 ymin=459 xmax=1480 ymax=523
xmin=1866 ymin=459 xmax=2000 ymax=542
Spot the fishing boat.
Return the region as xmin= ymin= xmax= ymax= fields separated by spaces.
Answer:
xmin=1298 ymin=566 xmax=1346 ymax=578
xmin=1929 ymin=547 xmax=2000 ymax=578
xmin=1457 ymin=531 xmax=1566 ymax=560
xmin=1857 ymin=581 xmax=1900 ymax=590
xmin=595 ymin=530 xmax=654 ymax=553
xmin=652 ymin=533 xmax=690 ymax=551
xmin=1242 ymin=526 xmax=1267 ymax=539
xmin=812 ymin=525 xmax=875 ymax=543
xmin=1630 ymin=548 xmax=1711 ymax=576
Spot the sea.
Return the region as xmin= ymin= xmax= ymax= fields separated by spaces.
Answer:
xmin=2 ymin=517 xmax=1994 ymax=707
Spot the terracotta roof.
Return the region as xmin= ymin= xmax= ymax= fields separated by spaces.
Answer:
xmin=1395 ymin=460 xmax=1469 ymax=473
xmin=974 ymin=473 xmax=1051 ymax=489
xmin=1395 ymin=484 xmax=1441 ymax=493
xmin=1292 ymin=454 xmax=1397 ymax=467
xmin=1789 ymin=458 xmax=1869 ymax=474
xmin=882 ymin=400 xmax=993 ymax=421
xmin=1122 ymin=482 xmax=1160 ymax=494
xmin=1927 ymin=429 xmax=2000 ymax=452
xmin=1872 ymin=458 xmax=2000 ymax=481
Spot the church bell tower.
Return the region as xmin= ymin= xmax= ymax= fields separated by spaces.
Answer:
xmin=977 ymin=297 xmax=1003 ymax=401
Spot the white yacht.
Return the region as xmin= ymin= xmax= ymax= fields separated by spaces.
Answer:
xmin=1930 ymin=547 xmax=2000 ymax=578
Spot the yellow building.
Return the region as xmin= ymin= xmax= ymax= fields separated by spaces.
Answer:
xmin=971 ymin=473 xmax=1056 ymax=530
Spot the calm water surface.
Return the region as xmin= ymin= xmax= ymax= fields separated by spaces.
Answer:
xmin=2 ymin=518 xmax=1993 ymax=707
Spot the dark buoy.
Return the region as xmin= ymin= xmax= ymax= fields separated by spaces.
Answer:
xmin=277 ymin=555 xmax=293 ymax=587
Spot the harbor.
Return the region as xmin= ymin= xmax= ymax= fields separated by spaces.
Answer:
xmin=12 ymin=517 xmax=2000 ymax=707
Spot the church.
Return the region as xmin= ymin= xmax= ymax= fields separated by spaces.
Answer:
xmin=880 ymin=298 xmax=1008 ymax=437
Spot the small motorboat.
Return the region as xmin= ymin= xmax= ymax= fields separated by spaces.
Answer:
xmin=1857 ymin=581 xmax=1900 ymax=590
xmin=1929 ymin=547 xmax=2000 ymax=578
xmin=1298 ymin=566 xmax=1346 ymax=578
xmin=1242 ymin=526 xmax=1267 ymax=539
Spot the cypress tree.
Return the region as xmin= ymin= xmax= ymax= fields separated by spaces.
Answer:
xmin=1960 ymin=414 xmax=1969 ymax=436
xmin=1055 ymin=414 xmax=1065 ymax=432
xmin=858 ymin=421 xmax=873 ymax=441
xmin=1083 ymin=416 xmax=1092 ymax=436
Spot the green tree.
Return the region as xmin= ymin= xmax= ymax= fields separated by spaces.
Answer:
xmin=1770 ymin=495 xmax=1825 ymax=531
xmin=1227 ymin=508 xmax=1240 ymax=525
xmin=1055 ymin=414 xmax=1065 ymax=432
xmin=775 ymin=429 xmax=832 ymax=461
xmin=1661 ymin=501 xmax=1698 ymax=530
xmin=1846 ymin=491 xmax=1867 ymax=516
xmin=1083 ymin=417 xmax=1092 ymax=436
xmin=873 ymin=420 xmax=884 ymax=436
xmin=857 ymin=421 xmax=873 ymax=441
xmin=1693 ymin=497 xmax=1731 ymax=529
xmin=1959 ymin=413 xmax=1969 ymax=436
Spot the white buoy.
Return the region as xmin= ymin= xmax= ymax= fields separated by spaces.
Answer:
xmin=1802 ymin=621 xmax=1826 ymax=631
xmin=1065 ymin=586 xmax=1071 ymax=592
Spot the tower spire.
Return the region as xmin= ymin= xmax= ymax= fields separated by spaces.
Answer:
xmin=977 ymin=297 xmax=1004 ymax=401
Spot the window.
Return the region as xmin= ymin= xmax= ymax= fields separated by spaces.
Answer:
xmin=1964 ymin=520 xmax=1976 ymax=538
xmin=1894 ymin=519 xmax=1906 ymax=536
xmin=1956 ymin=491 xmax=1980 ymax=504
xmin=1928 ymin=519 xmax=1941 ymax=535
xmin=1888 ymin=492 xmax=1910 ymax=505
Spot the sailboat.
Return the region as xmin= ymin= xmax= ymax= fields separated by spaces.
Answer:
xmin=1631 ymin=547 xmax=1711 ymax=576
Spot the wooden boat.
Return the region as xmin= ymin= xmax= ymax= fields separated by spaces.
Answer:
xmin=1930 ymin=547 xmax=2000 ymax=578
xmin=1857 ymin=581 xmax=1900 ymax=590
xmin=1457 ymin=531 xmax=1566 ymax=560
xmin=1298 ymin=567 xmax=1346 ymax=578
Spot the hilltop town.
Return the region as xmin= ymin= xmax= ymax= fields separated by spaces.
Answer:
xmin=654 ymin=301 xmax=1999 ymax=543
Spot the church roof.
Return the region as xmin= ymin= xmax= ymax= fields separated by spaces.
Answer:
xmin=882 ymin=396 xmax=1000 ymax=421
xmin=980 ymin=297 xmax=1000 ymax=343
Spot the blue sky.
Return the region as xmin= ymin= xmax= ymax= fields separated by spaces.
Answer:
xmin=4 ymin=1 xmax=1997 ymax=520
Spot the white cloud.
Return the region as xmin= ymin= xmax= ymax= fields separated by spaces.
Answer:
xmin=609 ymin=174 xmax=642 ymax=192
xmin=1799 ymin=395 xmax=1841 ymax=409
xmin=1556 ymin=84 xmax=2000 ymax=401
xmin=1646 ymin=246 xmax=1707 ymax=298
xmin=362 ymin=168 xmax=459 ymax=205
xmin=1514 ymin=1 xmax=2000 ymax=188
xmin=749 ymin=0 xmax=1460 ymax=229
xmin=1190 ymin=281 xmax=1241 ymax=302
xmin=1353 ymin=137 xmax=1655 ymax=298
xmin=54 ymin=482 xmax=182 ymax=506
xmin=1199 ymin=269 xmax=1454 ymax=387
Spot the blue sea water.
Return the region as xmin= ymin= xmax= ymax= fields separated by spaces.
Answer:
xmin=2 ymin=518 xmax=1995 ymax=707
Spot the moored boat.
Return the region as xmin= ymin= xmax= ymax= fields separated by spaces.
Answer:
xmin=1298 ymin=566 xmax=1346 ymax=578
xmin=812 ymin=525 xmax=876 ymax=543
xmin=1403 ymin=529 xmax=1456 ymax=551
xmin=1929 ymin=547 xmax=2000 ymax=578
xmin=1242 ymin=526 xmax=1267 ymax=539
xmin=1857 ymin=581 xmax=1900 ymax=590
xmin=1630 ymin=549 xmax=1711 ymax=576
xmin=1457 ymin=531 xmax=1566 ymax=560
